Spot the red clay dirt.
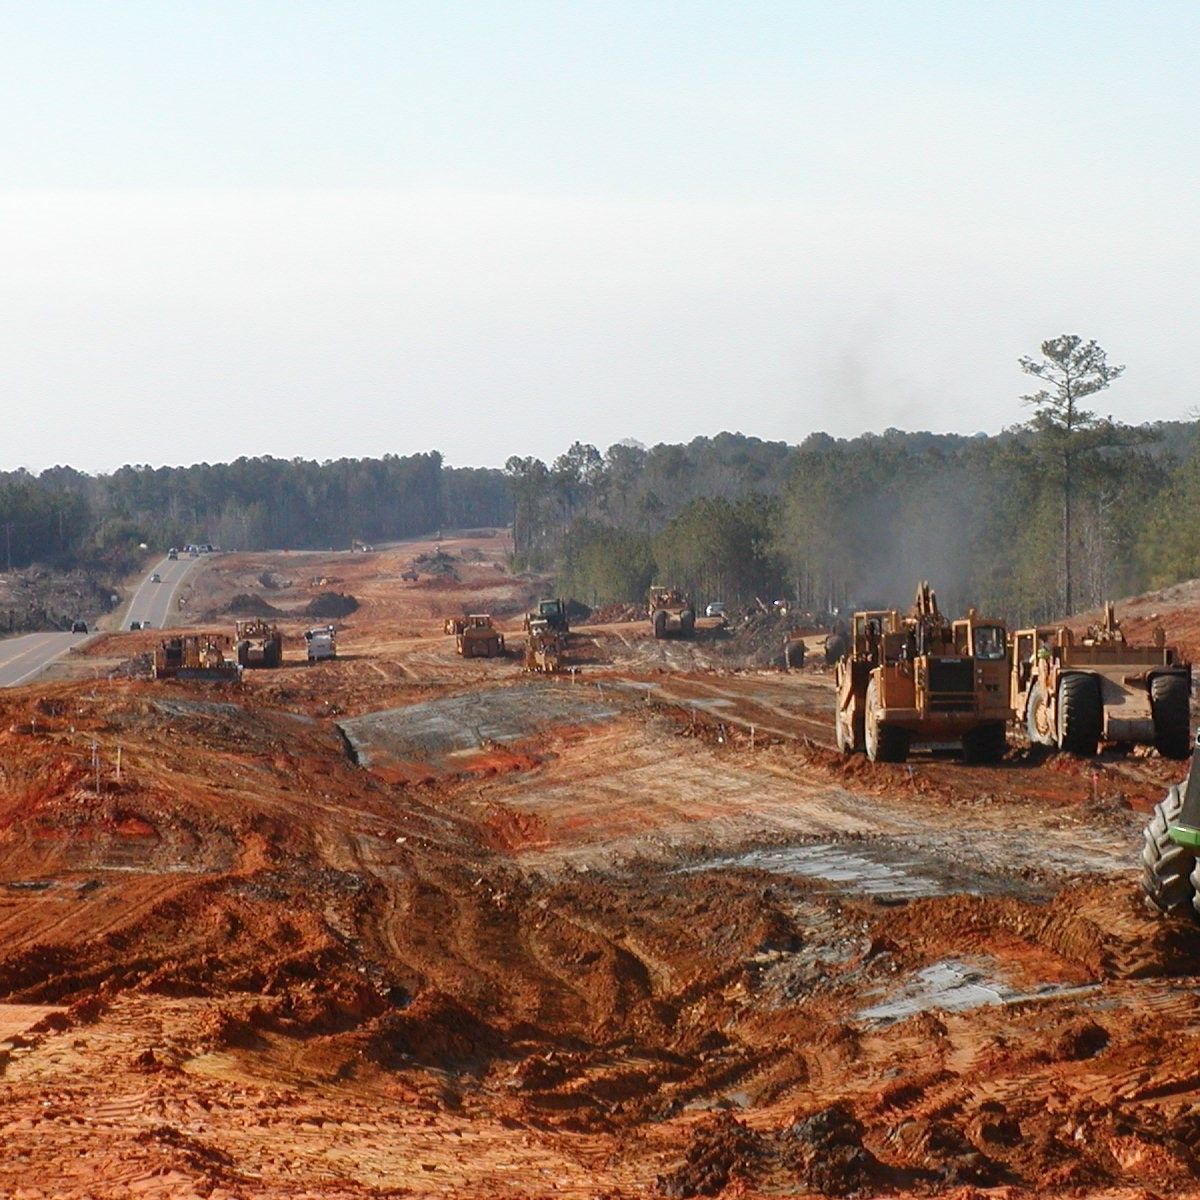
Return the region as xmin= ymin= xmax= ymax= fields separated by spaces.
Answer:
xmin=1 ymin=535 xmax=1200 ymax=1197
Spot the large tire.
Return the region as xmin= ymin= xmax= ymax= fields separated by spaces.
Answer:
xmin=1152 ymin=673 xmax=1191 ymax=760
xmin=1057 ymin=673 xmax=1101 ymax=756
xmin=1025 ymin=681 xmax=1056 ymax=747
xmin=963 ymin=722 xmax=1007 ymax=764
xmin=235 ymin=640 xmax=249 ymax=668
xmin=653 ymin=610 xmax=668 ymax=640
xmin=679 ymin=610 xmax=695 ymax=638
xmin=1142 ymin=783 xmax=1197 ymax=917
xmin=864 ymin=678 xmax=909 ymax=763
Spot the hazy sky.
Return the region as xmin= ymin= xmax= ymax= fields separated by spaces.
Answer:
xmin=3 ymin=1 xmax=1198 ymax=473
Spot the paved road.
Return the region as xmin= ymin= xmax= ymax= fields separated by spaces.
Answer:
xmin=123 ymin=553 xmax=198 ymax=631
xmin=0 ymin=630 xmax=93 ymax=688
xmin=0 ymin=554 xmax=200 ymax=688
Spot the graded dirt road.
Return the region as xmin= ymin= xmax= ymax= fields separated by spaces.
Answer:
xmin=2 ymin=534 xmax=1200 ymax=1198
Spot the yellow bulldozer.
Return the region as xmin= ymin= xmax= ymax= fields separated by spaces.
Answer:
xmin=1012 ymin=602 xmax=1190 ymax=758
xmin=834 ymin=582 xmax=1011 ymax=763
xmin=523 ymin=618 xmax=564 ymax=673
xmin=456 ymin=614 xmax=505 ymax=659
xmin=153 ymin=634 xmax=241 ymax=682
xmin=233 ymin=618 xmax=283 ymax=669
xmin=648 ymin=586 xmax=695 ymax=639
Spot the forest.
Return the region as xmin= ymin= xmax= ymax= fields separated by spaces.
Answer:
xmin=6 ymin=336 xmax=1200 ymax=626
xmin=0 ymin=453 xmax=510 ymax=578
xmin=503 ymin=421 xmax=1200 ymax=623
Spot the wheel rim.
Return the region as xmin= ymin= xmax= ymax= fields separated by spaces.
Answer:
xmin=865 ymin=683 xmax=879 ymax=759
xmin=1031 ymin=690 xmax=1052 ymax=742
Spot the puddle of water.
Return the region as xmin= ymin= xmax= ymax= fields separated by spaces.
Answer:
xmin=683 ymin=839 xmax=1047 ymax=903
xmin=686 ymin=842 xmax=950 ymax=900
xmin=856 ymin=957 xmax=1096 ymax=1026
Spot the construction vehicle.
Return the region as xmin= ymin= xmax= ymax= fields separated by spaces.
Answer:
xmin=834 ymin=581 xmax=1011 ymax=763
xmin=783 ymin=630 xmax=807 ymax=669
xmin=456 ymin=614 xmax=505 ymax=658
xmin=523 ymin=598 xmax=570 ymax=634
xmin=401 ymin=568 xmax=420 ymax=582
xmin=304 ymin=624 xmax=337 ymax=662
xmin=523 ymin=619 xmax=564 ymax=673
xmin=153 ymin=634 xmax=241 ymax=682
xmin=648 ymin=586 xmax=695 ymax=639
xmin=1142 ymin=732 xmax=1200 ymax=917
xmin=233 ymin=618 xmax=283 ymax=669
xmin=1012 ymin=603 xmax=1190 ymax=759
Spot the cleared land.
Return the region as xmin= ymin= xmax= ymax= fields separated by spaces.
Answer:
xmin=1 ymin=533 xmax=1199 ymax=1197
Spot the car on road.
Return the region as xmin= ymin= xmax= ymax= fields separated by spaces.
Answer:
xmin=130 ymin=621 xmax=142 ymax=630
xmin=150 ymin=572 xmax=161 ymax=583
xmin=167 ymin=548 xmax=178 ymax=560
xmin=705 ymin=602 xmax=727 ymax=618
xmin=70 ymin=620 xmax=88 ymax=633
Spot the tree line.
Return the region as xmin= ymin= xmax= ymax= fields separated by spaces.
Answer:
xmin=509 ymin=339 xmax=1200 ymax=623
xmin=0 ymin=453 xmax=511 ymax=576
xmin=8 ymin=335 xmax=1200 ymax=624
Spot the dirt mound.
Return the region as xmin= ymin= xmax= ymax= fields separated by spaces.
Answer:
xmin=411 ymin=548 xmax=460 ymax=578
xmin=657 ymin=1106 xmax=888 ymax=1198
xmin=304 ymin=591 xmax=358 ymax=618
xmin=707 ymin=608 xmax=828 ymax=668
xmin=585 ymin=602 xmax=642 ymax=624
xmin=217 ymin=592 xmax=284 ymax=617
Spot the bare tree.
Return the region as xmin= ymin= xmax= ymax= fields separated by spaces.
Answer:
xmin=1019 ymin=335 xmax=1125 ymax=614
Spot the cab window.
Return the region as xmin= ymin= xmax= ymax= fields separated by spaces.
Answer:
xmin=973 ymin=626 xmax=1006 ymax=660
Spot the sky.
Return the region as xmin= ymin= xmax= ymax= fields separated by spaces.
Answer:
xmin=2 ymin=0 xmax=1198 ymax=473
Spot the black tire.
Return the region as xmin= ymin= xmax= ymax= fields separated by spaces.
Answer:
xmin=963 ymin=722 xmax=1007 ymax=763
xmin=235 ymin=640 xmax=249 ymax=668
xmin=864 ymin=678 xmax=909 ymax=763
xmin=1057 ymin=673 xmax=1101 ymax=756
xmin=1142 ymin=783 xmax=1198 ymax=918
xmin=1025 ymin=680 xmax=1056 ymax=747
xmin=653 ymin=610 xmax=668 ymax=640
xmin=679 ymin=610 xmax=695 ymax=638
xmin=1152 ymin=673 xmax=1191 ymax=760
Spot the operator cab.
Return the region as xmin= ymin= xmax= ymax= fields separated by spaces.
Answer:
xmin=971 ymin=625 xmax=1006 ymax=660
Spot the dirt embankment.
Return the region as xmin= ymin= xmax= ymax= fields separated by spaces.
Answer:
xmin=3 ymin=539 xmax=1200 ymax=1197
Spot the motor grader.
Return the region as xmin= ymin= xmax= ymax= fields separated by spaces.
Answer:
xmin=1012 ymin=603 xmax=1190 ymax=759
xmin=834 ymin=582 xmax=1011 ymax=763
xmin=523 ymin=618 xmax=564 ymax=673
xmin=648 ymin=586 xmax=695 ymax=639
xmin=153 ymin=634 xmax=241 ymax=682
xmin=456 ymin=614 xmax=505 ymax=658
xmin=233 ymin=618 xmax=283 ymax=669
